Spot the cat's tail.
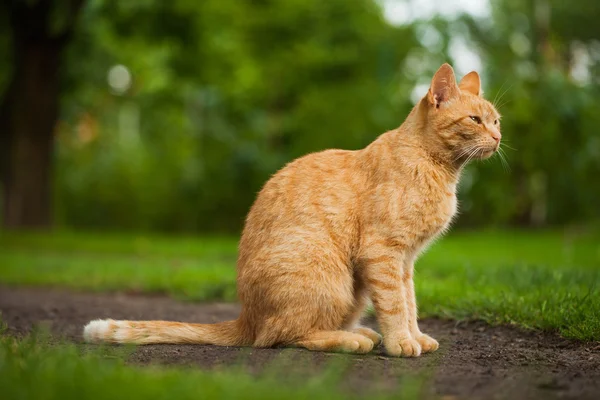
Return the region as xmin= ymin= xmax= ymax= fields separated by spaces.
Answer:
xmin=83 ymin=319 xmax=247 ymax=346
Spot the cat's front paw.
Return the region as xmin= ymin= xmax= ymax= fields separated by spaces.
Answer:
xmin=384 ymin=337 xmax=422 ymax=357
xmin=415 ymin=333 xmax=439 ymax=353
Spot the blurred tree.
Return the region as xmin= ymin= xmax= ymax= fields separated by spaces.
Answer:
xmin=0 ymin=0 xmax=85 ymax=228
xmin=458 ymin=0 xmax=600 ymax=227
xmin=53 ymin=0 xmax=420 ymax=232
xmin=3 ymin=0 xmax=598 ymax=232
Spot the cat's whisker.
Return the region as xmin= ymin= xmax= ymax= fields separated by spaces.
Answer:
xmin=456 ymin=140 xmax=487 ymax=162
xmin=500 ymin=142 xmax=517 ymax=151
xmin=502 ymin=148 xmax=511 ymax=170
xmin=453 ymin=146 xmax=471 ymax=162
xmin=454 ymin=144 xmax=478 ymax=162
xmin=495 ymin=98 xmax=513 ymax=110
xmin=493 ymin=82 xmax=513 ymax=110
xmin=492 ymin=79 xmax=508 ymax=107
xmin=495 ymin=144 xmax=507 ymax=165
xmin=496 ymin=147 xmax=511 ymax=172
xmin=454 ymin=144 xmax=480 ymax=164
xmin=463 ymin=145 xmax=482 ymax=166
xmin=464 ymin=141 xmax=488 ymax=164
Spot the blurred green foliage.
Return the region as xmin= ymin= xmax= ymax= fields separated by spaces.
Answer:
xmin=460 ymin=0 xmax=600 ymax=226
xmin=8 ymin=0 xmax=596 ymax=232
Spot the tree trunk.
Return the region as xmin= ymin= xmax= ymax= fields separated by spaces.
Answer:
xmin=0 ymin=0 xmax=84 ymax=229
xmin=1 ymin=41 xmax=62 ymax=228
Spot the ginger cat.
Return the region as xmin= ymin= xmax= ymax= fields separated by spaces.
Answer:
xmin=84 ymin=64 xmax=501 ymax=357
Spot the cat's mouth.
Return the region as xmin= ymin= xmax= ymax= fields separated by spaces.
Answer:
xmin=457 ymin=140 xmax=500 ymax=162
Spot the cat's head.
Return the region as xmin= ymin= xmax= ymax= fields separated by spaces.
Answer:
xmin=422 ymin=63 xmax=501 ymax=164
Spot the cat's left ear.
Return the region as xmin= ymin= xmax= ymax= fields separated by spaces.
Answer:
xmin=427 ymin=63 xmax=459 ymax=109
xmin=458 ymin=71 xmax=482 ymax=96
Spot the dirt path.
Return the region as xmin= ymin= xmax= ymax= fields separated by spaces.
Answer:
xmin=1 ymin=286 xmax=598 ymax=399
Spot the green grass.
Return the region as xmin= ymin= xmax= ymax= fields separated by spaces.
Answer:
xmin=0 ymin=232 xmax=238 ymax=301
xmin=1 ymin=229 xmax=599 ymax=340
xmin=0 ymin=327 xmax=425 ymax=400
xmin=416 ymin=230 xmax=600 ymax=340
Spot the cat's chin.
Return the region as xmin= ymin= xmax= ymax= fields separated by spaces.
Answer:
xmin=477 ymin=148 xmax=497 ymax=160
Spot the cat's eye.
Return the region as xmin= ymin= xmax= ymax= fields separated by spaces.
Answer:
xmin=470 ymin=116 xmax=482 ymax=124
xmin=494 ymin=119 xmax=498 ymax=125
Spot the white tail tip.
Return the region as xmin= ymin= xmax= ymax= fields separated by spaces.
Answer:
xmin=83 ymin=319 xmax=112 ymax=342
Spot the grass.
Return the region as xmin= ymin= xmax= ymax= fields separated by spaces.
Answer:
xmin=1 ymin=229 xmax=599 ymax=340
xmin=0 ymin=232 xmax=238 ymax=301
xmin=416 ymin=230 xmax=600 ymax=340
xmin=0 ymin=327 xmax=426 ymax=400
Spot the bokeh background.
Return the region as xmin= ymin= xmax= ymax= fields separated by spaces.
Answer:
xmin=1 ymin=0 xmax=599 ymax=233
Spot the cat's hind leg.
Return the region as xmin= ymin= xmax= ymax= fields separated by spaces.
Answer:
xmin=292 ymin=330 xmax=374 ymax=354
xmin=342 ymin=286 xmax=382 ymax=347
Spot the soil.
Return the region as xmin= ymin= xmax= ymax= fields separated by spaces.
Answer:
xmin=1 ymin=285 xmax=598 ymax=400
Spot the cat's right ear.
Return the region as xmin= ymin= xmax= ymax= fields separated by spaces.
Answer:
xmin=458 ymin=71 xmax=482 ymax=96
xmin=427 ymin=63 xmax=459 ymax=109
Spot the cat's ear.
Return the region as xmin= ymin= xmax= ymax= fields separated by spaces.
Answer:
xmin=427 ymin=63 xmax=459 ymax=108
xmin=458 ymin=71 xmax=482 ymax=96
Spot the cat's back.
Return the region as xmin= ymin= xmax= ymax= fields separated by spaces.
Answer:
xmin=262 ymin=148 xmax=360 ymax=197
xmin=238 ymin=148 xmax=363 ymax=264
xmin=248 ymin=148 xmax=362 ymax=224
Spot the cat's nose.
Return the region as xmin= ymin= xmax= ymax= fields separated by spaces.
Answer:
xmin=490 ymin=131 xmax=501 ymax=143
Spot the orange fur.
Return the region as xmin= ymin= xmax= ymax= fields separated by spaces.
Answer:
xmin=83 ymin=64 xmax=501 ymax=357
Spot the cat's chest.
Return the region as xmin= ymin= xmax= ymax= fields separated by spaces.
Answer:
xmin=383 ymin=181 xmax=458 ymax=243
xmin=408 ymin=188 xmax=456 ymax=233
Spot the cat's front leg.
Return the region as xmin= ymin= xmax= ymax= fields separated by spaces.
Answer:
xmin=360 ymin=247 xmax=422 ymax=357
xmin=404 ymin=259 xmax=439 ymax=353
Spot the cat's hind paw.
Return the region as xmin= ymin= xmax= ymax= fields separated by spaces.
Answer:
xmin=351 ymin=326 xmax=382 ymax=347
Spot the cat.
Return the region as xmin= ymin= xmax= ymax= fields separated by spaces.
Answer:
xmin=83 ymin=63 xmax=501 ymax=357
